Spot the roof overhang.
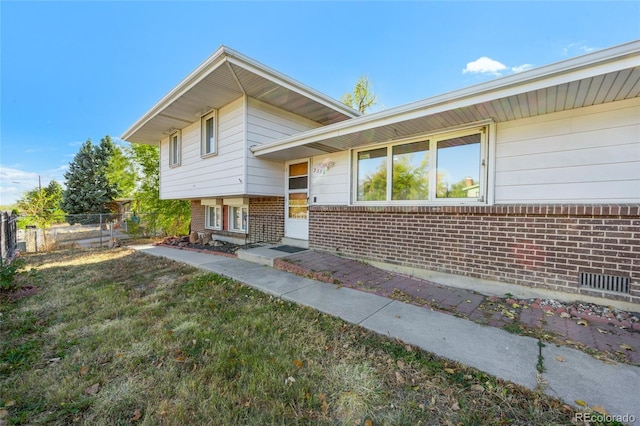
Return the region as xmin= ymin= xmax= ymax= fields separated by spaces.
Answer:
xmin=121 ymin=46 xmax=360 ymax=145
xmin=253 ymin=40 xmax=640 ymax=161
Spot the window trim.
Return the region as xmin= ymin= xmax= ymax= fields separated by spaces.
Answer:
xmin=169 ymin=130 xmax=181 ymax=167
xmin=205 ymin=205 xmax=222 ymax=230
xmin=228 ymin=205 xmax=248 ymax=234
xmin=201 ymin=110 xmax=218 ymax=157
xmin=351 ymin=126 xmax=489 ymax=206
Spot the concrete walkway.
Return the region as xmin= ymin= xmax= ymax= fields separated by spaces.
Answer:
xmin=132 ymin=245 xmax=640 ymax=422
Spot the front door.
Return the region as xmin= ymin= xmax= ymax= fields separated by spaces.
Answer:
xmin=284 ymin=160 xmax=309 ymax=241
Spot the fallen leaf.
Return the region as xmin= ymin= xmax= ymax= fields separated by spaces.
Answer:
xmin=405 ymin=345 xmax=413 ymax=352
xmin=545 ymin=311 xmax=555 ymax=316
xmin=130 ymin=409 xmax=141 ymax=422
xmin=84 ymin=383 xmax=100 ymax=395
xmin=0 ymin=409 xmax=8 ymax=418
xmin=560 ymin=312 xmax=571 ymax=319
xmin=470 ymin=384 xmax=484 ymax=392
xmin=397 ymin=360 xmax=405 ymax=369
xmin=577 ymin=320 xmax=588 ymax=326
xmin=556 ymin=355 xmax=565 ymax=362
xmin=596 ymin=328 xmax=609 ymax=334
xmin=47 ymin=357 xmax=61 ymax=364
xmin=285 ymin=376 xmax=296 ymax=385
xmin=444 ymin=368 xmax=456 ymax=374
xmin=395 ymin=371 xmax=405 ymax=384
xmin=79 ymin=366 xmax=89 ymax=376
xmin=293 ymin=359 xmax=303 ymax=368
xmin=466 ymin=300 xmax=471 ymax=304
xmin=175 ymin=356 xmax=186 ymax=362
xmin=451 ymin=401 xmax=460 ymax=411
xmin=620 ymin=344 xmax=634 ymax=351
xmin=3 ymin=401 xmax=15 ymax=408
xmin=512 ymin=303 xmax=520 ymax=309
xmin=160 ymin=410 xmax=168 ymax=416
xmin=591 ymin=405 xmax=608 ymax=415
xmin=575 ymin=399 xmax=587 ymax=407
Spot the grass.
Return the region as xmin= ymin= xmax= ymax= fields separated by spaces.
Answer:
xmin=0 ymin=248 xmax=589 ymax=425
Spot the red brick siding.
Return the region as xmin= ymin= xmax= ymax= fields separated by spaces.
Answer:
xmin=249 ymin=197 xmax=285 ymax=243
xmin=190 ymin=200 xmax=206 ymax=233
xmin=309 ymin=204 xmax=640 ymax=304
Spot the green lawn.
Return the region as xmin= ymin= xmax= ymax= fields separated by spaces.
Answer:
xmin=1 ymin=248 xmax=582 ymax=425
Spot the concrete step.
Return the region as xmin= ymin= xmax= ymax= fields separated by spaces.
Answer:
xmin=237 ymin=244 xmax=308 ymax=267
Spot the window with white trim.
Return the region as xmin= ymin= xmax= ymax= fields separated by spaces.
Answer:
xmin=201 ymin=111 xmax=217 ymax=156
xmin=205 ymin=206 xmax=221 ymax=230
xmin=354 ymin=127 xmax=486 ymax=203
xmin=229 ymin=205 xmax=248 ymax=233
xmin=169 ymin=130 xmax=181 ymax=167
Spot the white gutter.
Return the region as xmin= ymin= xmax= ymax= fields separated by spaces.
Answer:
xmin=252 ymin=40 xmax=640 ymax=156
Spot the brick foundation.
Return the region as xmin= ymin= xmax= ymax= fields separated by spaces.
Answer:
xmin=309 ymin=204 xmax=640 ymax=305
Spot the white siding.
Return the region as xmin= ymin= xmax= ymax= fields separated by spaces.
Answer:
xmin=494 ymin=97 xmax=640 ymax=203
xmin=310 ymin=151 xmax=350 ymax=205
xmin=246 ymin=98 xmax=322 ymax=195
xmin=160 ymin=97 xmax=245 ymax=200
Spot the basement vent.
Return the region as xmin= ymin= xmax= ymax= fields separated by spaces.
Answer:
xmin=579 ymin=272 xmax=630 ymax=294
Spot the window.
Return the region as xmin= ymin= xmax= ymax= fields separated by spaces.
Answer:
xmin=205 ymin=206 xmax=221 ymax=230
xmin=354 ymin=127 xmax=486 ymax=203
xmin=229 ymin=205 xmax=248 ymax=233
xmin=169 ymin=130 xmax=181 ymax=167
xmin=201 ymin=111 xmax=217 ymax=156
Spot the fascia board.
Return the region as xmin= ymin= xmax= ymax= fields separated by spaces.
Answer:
xmin=121 ymin=46 xmax=230 ymax=142
xmin=253 ymin=41 xmax=640 ymax=156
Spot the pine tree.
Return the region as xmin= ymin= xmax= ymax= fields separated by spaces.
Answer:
xmin=62 ymin=136 xmax=119 ymax=224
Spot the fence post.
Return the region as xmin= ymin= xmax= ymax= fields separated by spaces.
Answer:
xmin=99 ymin=214 xmax=103 ymax=248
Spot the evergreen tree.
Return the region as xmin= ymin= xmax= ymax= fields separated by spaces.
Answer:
xmin=62 ymin=137 xmax=119 ymax=224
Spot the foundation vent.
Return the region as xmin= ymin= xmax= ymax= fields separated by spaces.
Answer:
xmin=579 ymin=272 xmax=630 ymax=294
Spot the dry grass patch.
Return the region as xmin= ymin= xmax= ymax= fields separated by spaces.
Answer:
xmin=0 ymin=248 xmax=592 ymax=425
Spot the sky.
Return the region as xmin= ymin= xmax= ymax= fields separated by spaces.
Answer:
xmin=1 ymin=1 xmax=639 ymax=205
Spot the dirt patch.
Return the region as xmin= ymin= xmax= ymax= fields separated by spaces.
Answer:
xmin=2 ymin=285 xmax=39 ymax=301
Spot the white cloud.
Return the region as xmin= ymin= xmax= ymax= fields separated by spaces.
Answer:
xmin=563 ymin=42 xmax=598 ymax=56
xmin=462 ymin=57 xmax=507 ymax=76
xmin=511 ymin=64 xmax=534 ymax=73
xmin=0 ymin=165 xmax=67 ymax=205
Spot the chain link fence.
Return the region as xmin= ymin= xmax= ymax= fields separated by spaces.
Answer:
xmin=16 ymin=212 xmax=160 ymax=252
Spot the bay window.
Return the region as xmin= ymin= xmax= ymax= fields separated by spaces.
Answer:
xmin=354 ymin=127 xmax=486 ymax=204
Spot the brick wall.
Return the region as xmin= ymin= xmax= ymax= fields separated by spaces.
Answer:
xmin=309 ymin=204 xmax=640 ymax=304
xmin=249 ymin=197 xmax=284 ymax=243
xmin=190 ymin=198 xmax=285 ymax=243
xmin=190 ymin=200 xmax=206 ymax=233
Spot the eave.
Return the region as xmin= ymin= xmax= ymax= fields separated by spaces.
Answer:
xmin=121 ymin=46 xmax=360 ymax=145
xmin=252 ymin=40 xmax=640 ymax=161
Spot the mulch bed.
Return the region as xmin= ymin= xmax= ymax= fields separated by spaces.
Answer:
xmin=155 ymin=236 xmax=260 ymax=256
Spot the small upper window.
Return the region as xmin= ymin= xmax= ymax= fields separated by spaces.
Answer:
xmin=201 ymin=111 xmax=217 ymax=156
xmin=169 ymin=130 xmax=181 ymax=167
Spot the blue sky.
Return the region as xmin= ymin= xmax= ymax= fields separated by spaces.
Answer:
xmin=1 ymin=1 xmax=638 ymax=205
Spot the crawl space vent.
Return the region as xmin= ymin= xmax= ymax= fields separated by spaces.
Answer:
xmin=579 ymin=272 xmax=630 ymax=294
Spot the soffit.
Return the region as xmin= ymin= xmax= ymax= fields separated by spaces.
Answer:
xmin=254 ymin=65 xmax=640 ymax=161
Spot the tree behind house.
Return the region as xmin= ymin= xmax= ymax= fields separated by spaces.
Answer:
xmin=62 ymin=137 xmax=119 ymax=224
xmin=341 ymin=76 xmax=378 ymax=114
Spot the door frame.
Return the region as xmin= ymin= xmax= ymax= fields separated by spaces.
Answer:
xmin=284 ymin=159 xmax=310 ymax=241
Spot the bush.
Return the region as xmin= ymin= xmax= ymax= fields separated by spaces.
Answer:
xmin=1 ymin=257 xmax=27 ymax=292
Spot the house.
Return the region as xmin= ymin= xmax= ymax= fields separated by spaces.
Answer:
xmin=123 ymin=41 xmax=640 ymax=307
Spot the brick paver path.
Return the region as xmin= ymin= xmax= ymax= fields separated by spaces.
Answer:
xmin=276 ymin=251 xmax=640 ymax=365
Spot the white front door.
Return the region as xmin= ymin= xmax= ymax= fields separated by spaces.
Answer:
xmin=284 ymin=160 xmax=309 ymax=241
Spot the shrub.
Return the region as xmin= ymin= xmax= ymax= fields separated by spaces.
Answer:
xmin=1 ymin=257 xmax=27 ymax=292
